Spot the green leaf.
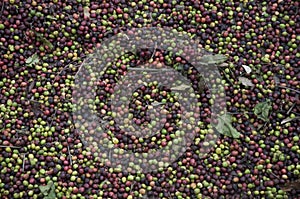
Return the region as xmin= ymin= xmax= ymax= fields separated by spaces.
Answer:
xmin=45 ymin=187 xmax=56 ymax=199
xmin=199 ymin=54 xmax=228 ymax=65
xmin=214 ymin=114 xmax=241 ymax=138
xmin=253 ymin=100 xmax=272 ymax=121
xmin=41 ymin=38 xmax=54 ymax=50
xmin=39 ymin=181 xmax=56 ymax=199
xmin=35 ymin=31 xmax=54 ymax=50
xmin=39 ymin=181 xmax=53 ymax=195
xmin=25 ymin=53 xmax=39 ymax=67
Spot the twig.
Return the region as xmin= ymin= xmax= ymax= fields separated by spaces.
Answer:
xmin=26 ymin=81 xmax=35 ymax=98
xmin=291 ymin=111 xmax=300 ymax=116
xmin=67 ymin=144 xmax=72 ymax=166
xmin=125 ymin=71 xmax=163 ymax=77
xmin=0 ymin=44 xmax=7 ymax=51
xmin=147 ymin=11 xmax=153 ymax=21
xmin=278 ymin=85 xmax=300 ymax=94
xmin=47 ymin=108 xmax=57 ymax=127
xmin=130 ymin=182 xmax=136 ymax=194
xmin=287 ymin=103 xmax=296 ymax=115
xmin=51 ymin=62 xmax=76 ymax=84
xmin=99 ymin=179 xmax=109 ymax=188
xmin=281 ymin=116 xmax=300 ymax=124
xmin=167 ymin=191 xmax=173 ymax=199
xmin=28 ymin=99 xmax=41 ymax=104
xmin=268 ymin=170 xmax=280 ymax=179
xmin=108 ymin=148 xmax=112 ymax=160
xmin=122 ymin=33 xmax=129 ymax=40
xmin=218 ymin=67 xmax=234 ymax=87
xmin=257 ymin=120 xmax=269 ymax=131
xmin=0 ymin=2 xmax=5 ymax=16
xmin=78 ymin=135 xmax=87 ymax=147
xmin=127 ymin=67 xmax=174 ymax=72
xmin=22 ymin=153 xmax=28 ymax=172
xmin=0 ymin=145 xmax=21 ymax=148
xmin=42 ymin=71 xmax=56 ymax=75
xmin=227 ymin=111 xmax=251 ymax=115
xmin=29 ymin=99 xmax=43 ymax=115
xmin=150 ymin=42 xmax=157 ymax=59
xmin=74 ymin=62 xmax=84 ymax=78
xmin=15 ymin=127 xmax=29 ymax=138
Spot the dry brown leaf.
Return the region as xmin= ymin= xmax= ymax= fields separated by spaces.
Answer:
xmin=280 ymin=179 xmax=300 ymax=192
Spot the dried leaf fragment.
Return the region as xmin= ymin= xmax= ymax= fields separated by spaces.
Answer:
xmin=238 ymin=77 xmax=254 ymax=87
xmin=171 ymin=84 xmax=191 ymax=91
xmin=84 ymin=7 xmax=90 ymax=19
xmin=199 ymin=54 xmax=228 ymax=65
xmin=242 ymin=65 xmax=252 ymax=74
